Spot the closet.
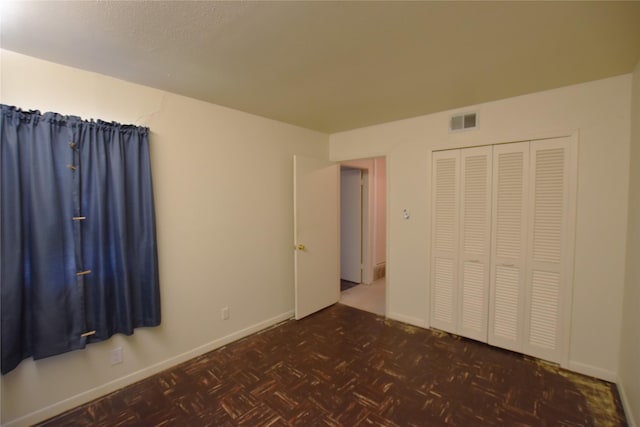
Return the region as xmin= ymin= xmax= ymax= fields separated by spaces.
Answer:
xmin=430 ymin=137 xmax=576 ymax=364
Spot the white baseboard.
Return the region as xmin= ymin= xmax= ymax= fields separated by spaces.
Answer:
xmin=566 ymin=360 xmax=617 ymax=383
xmin=387 ymin=312 xmax=428 ymax=328
xmin=4 ymin=310 xmax=294 ymax=427
xmin=617 ymin=378 xmax=638 ymax=427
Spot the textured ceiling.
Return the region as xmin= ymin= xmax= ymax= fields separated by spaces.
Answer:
xmin=2 ymin=1 xmax=640 ymax=133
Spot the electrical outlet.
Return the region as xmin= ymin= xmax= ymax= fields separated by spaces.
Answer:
xmin=110 ymin=347 xmax=123 ymax=365
xmin=221 ymin=307 xmax=230 ymax=320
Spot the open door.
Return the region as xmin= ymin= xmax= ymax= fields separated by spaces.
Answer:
xmin=293 ymin=155 xmax=339 ymax=319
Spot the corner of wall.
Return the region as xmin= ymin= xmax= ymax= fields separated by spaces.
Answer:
xmin=618 ymin=376 xmax=638 ymax=427
xmin=617 ymin=58 xmax=640 ymax=427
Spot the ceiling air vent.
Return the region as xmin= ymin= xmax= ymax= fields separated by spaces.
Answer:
xmin=449 ymin=112 xmax=478 ymax=132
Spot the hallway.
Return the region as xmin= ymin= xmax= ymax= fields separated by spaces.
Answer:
xmin=339 ymin=277 xmax=385 ymax=316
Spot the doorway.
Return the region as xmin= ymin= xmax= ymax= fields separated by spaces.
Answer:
xmin=339 ymin=157 xmax=386 ymax=315
xmin=340 ymin=167 xmax=362 ymax=285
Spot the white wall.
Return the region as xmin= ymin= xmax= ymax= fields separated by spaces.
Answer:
xmin=0 ymin=50 xmax=329 ymax=426
xmin=619 ymin=59 xmax=640 ymax=427
xmin=330 ymin=75 xmax=632 ymax=381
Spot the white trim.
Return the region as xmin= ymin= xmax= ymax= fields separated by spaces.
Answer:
xmin=618 ymin=378 xmax=638 ymax=427
xmin=424 ymin=149 xmax=432 ymax=326
xmin=560 ymin=133 xmax=579 ymax=369
xmin=387 ymin=312 xmax=428 ymax=328
xmin=566 ymin=360 xmax=617 ymax=383
xmin=430 ymin=127 xmax=578 ymax=153
xmin=4 ymin=311 xmax=294 ymax=427
xmin=362 ymin=169 xmax=372 ymax=285
xmin=384 ymin=155 xmax=391 ymax=319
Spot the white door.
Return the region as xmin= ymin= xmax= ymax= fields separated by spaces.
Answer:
xmin=488 ymin=142 xmax=529 ymax=353
xmin=458 ymin=146 xmax=492 ymax=342
xmin=523 ymin=137 xmax=574 ymax=363
xmin=340 ymin=168 xmax=362 ymax=283
xmin=293 ymin=155 xmax=340 ymax=320
xmin=430 ymin=150 xmax=460 ymax=334
xmin=431 ymin=147 xmax=492 ymax=341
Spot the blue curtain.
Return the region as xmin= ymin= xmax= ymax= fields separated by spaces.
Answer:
xmin=1 ymin=105 xmax=161 ymax=375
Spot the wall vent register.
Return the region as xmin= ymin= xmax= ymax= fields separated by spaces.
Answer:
xmin=450 ymin=112 xmax=478 ymax=132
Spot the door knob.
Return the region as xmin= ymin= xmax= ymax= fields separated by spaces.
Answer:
xmin=296 ymin=244 xmax=306 ymax=251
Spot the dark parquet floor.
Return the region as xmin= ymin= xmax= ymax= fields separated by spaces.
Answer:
xmin=38 ymin=304 xmax=627 ymax=426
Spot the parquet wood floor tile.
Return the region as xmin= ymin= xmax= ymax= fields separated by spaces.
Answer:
xmin=37 ymin=304 xmax=627 ymax=426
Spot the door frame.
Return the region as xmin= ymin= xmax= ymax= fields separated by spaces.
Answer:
xmin=340 ymin=166 xmax=364 ymax=283
xmin=340 ymin=158 xmax=386 ymax=286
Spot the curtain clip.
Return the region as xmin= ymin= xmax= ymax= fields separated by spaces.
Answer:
xmin=66 ymin=164 xmax=77 ymax=171
xmin=81 ymin=330 xmax=96 ymax=337
xmin=72 ymin=216 xmax=86 ymax=221
xmin=76 ymin=270 xmax=92 ymax=276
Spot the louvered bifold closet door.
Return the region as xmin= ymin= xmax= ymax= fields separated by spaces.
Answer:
xmin=430 ymin=150 xmax=460 ymax=334
xmin=523 ymin=138 xmax=573 ymax=363
xmin=458 ymin=147 xmax=492 ymax=342
xmin=488 ymin=142 xmax=529 ymax=352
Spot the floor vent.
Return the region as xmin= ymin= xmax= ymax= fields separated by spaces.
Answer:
xmin=450 ymin=112 xmax=478 ymax=132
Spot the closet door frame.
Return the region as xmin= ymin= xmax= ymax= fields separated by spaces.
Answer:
xmin=427 ymin=131 xmax=578 ymax=369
